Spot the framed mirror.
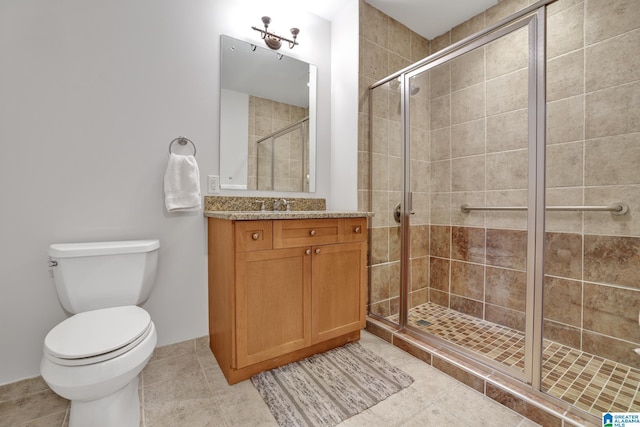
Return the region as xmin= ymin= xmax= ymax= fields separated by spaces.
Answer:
xmin=219 ymin=34 xmax=317 ymax=192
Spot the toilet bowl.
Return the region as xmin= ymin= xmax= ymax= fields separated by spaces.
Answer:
xmin=41 ymin=240 xmax=160 ymax=427
xmin=41 ymin=306 xmax=157 ymax=427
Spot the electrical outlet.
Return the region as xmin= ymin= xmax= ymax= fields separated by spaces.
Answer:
xmin=207 ymin=175 xmax=220 ymax=194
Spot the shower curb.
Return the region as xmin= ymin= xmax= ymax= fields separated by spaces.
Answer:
xmin=365 ymin=317 xmax=601 ymax=427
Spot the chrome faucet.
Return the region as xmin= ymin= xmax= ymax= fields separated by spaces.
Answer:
xmin=273 ymin=198 xmax=288 ymax=211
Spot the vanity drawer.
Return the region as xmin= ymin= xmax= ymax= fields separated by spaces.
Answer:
xmin=343 ymin=218 xmax=367 ymax=242
xmin=235 ymin=220 xmax=273 ymax=252
xmin=273 ymin=219 xmax=342 ymax=248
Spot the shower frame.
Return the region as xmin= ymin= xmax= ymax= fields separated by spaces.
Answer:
xmin=368 ymin=0 xmax=554 ymax=390
xmin=256 ymin=117 xmax=309 ymax=191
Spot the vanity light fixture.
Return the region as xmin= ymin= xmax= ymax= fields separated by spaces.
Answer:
xmin=251 ymin=16 xmax=299 ymax=50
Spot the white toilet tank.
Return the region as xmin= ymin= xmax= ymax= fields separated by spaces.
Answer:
xmin=48 ymin=240 xmax=160 ymax=313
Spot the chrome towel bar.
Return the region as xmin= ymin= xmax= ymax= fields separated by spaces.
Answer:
xmin=461 ymin=202 xmax=628 ymax=216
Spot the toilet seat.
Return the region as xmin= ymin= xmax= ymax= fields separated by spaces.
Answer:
xmin=44 ymin=306 xmax=152 ymax=367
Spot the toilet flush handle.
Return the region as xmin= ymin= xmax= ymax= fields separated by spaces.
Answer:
xmin=48 ymin=260 xmax=58 ymax=268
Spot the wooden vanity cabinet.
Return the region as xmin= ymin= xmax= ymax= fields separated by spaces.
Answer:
xmin=310 ymin=241 xmax=365 ymax=343
xmin=235 ymin=246 xmax=311 ymax=368
xmin=207 ymin=217 xmax=368 ymax=384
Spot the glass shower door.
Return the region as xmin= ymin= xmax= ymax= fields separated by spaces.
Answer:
xmin=256 ymin=120 xmax=308 ymax=192
xmin=367 ymin=75 xmax=404 ymax=325
xmin=401 ymin=15 xmax=540 ymax=381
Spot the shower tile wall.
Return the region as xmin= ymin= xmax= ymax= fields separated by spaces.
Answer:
xmin=359 ymin=0 xmax=430 ymax=318
xmin=247 ymin=96 xmax=308 ymax=191
xmin=361 ymin=0 xmax=640 ymax=368
xmin=547 ymin=0 xmax=640 ymax=368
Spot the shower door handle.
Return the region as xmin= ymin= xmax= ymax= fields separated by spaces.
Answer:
xmin=394 ymin=202 xmax=415 ymax=224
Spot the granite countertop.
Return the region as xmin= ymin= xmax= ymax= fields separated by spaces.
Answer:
xmin=204 ymin=211 xmax=374 ymax=220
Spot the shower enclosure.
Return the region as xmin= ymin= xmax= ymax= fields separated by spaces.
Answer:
xmin=367 ymin=0 xmax=639 ymax=420
xmin=256 ymin=117 xmax=309 ymax=192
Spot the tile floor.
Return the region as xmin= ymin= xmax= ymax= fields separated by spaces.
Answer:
xmin=396 ymin=302 xmax=640 ymax=417
xmin=0 ymin=331 xmax=542 ymax=427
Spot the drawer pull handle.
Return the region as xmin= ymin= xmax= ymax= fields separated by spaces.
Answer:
xmin=310 ymin=230 xmax=316 ymax=236
xmin=315 ymin=248 xmax=321 ymax=254
xmin=305 ymin=249 xmax=311 ymax=255
xmin=353 ymin=226 xmax=361 ymax=233
xmin=252 ymin=233 xmax=260 ymax=240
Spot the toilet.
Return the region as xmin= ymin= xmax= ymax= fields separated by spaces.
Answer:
xmin=41 ymin=240 xmax=160 ymax=427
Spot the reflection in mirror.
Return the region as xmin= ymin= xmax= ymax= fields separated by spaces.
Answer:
xmin=219 ymin=35 xmax=317 ymax=192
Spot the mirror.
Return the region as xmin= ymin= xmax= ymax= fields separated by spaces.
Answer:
xmin=219 ymin=34 xmax=317 ymax=192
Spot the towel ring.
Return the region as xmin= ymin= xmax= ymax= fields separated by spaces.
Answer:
xmin=169 ymin=136 xmax=197 ymax=156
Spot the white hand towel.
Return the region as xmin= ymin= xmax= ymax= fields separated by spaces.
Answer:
xmin=164 ymin=153 xmax=201 ymax=212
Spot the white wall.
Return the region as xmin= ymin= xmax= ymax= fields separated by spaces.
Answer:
xmin=0 ymin=0 xmax=338 ymax=385
xmin=220 ymin=89 xmax=249 ymax=189
xmin=328 ymin=0 xmax=359 ymax=210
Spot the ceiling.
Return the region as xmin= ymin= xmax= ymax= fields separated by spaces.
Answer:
xmin=365 ymin=0 xmax=498 ymax=40
xmin=303 ymin=0 xmax=498 ymax=40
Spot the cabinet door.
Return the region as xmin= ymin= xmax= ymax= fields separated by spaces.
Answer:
xmin=235 ymin=247 xmax=311 ymax=368
xmin=311 ymin=241 xmax=366 ymax=344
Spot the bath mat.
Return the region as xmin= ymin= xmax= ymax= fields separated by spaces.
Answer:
xmin=251 ymin=342 xmax=414 ymax=427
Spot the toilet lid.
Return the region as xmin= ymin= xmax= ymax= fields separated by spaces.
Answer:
xmin=44 ymin=306 xmax=151 ymax=360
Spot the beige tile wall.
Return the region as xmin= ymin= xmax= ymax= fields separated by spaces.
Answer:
xmin=248 ymin=96 xmax=308 ymax=191
xmin=362 ymin=0 xmax=640 ymax=368
xmin=359 ymin=0 xmax=430 ymax=318
xmin=545 ymin=0 xmax=640 ymax=367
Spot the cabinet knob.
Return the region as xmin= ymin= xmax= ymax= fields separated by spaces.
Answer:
xmin=353 ymin=226 xmax=361 ymax=233
xmin=310 ymin=230 xmax=316 ymax=236
xmin=305 ymin=249 xmax=311 ymax=255
xmin=252 ymin=232 xmax=260 ymax=240
xmin=315 ymin=248 xmax=321 ymax=254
